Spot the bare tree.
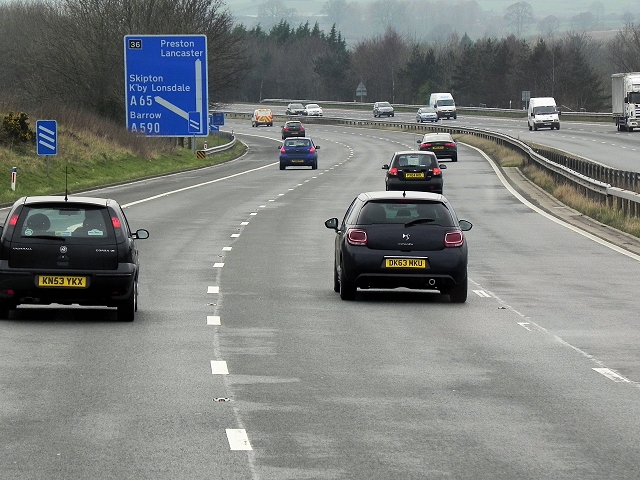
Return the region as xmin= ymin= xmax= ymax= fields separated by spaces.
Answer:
xmin=538 ymin=15 xmax=560 ymax=39
xmin=606 ymin=21 xmax=640 ymax=72
xmin=504 ymin=2 xmax=534 ymax=37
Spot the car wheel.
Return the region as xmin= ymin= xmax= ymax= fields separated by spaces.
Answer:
xmin=556 ymin=124 xmax=561 ymax=130
xmin=452 ymin=155 xmax=458 ymax=162
xmin=448 ymin=277 xmax=468 ymax=303
xmin=528 ymin=123 xmax=532 ymax=131
xmin=312 ymin=161 xmax=318 ymax=170
xmin=117 ymin=281 xmax=136 ymax=321
xmin=333 ymin=262 xmax=340 ymax=292
xmin=0 ymin=301 xmax=12 ymax=320
xmin=339 ymin=263 xmax=357 ymax=300
xmin=280 ymin=163 xmax=286 ymax=170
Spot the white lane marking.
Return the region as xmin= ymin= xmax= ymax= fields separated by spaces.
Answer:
xmin=518 ymin=322 xmax=532 ymax=331
xmin=593 ymin=368 xmax=631 ymax=383
xmin=473 ymin=289 xmax=491 ymax=297
xmin=211 ymin=361 xmax=229 ymax=374
xmin=207 ymin=286 xmax=219 ymax=294
xmin=250 ymin=213 xmax=257 ymax=216
xmin=213 ymin=263 xmax=225 ymax=268
xmin=222 ymin=246 xmax=232 ymax=251
xmin=240 ymin=222 xmax=249 ymax=226
xmin=207 ymin=316 xmax=221 ymax=325
xmin=259 ymin=205 xmax=266 ymax=208
xmin=231 ymin=233 xmax=240 ymax=238
xmin=122 ymin=162 xmax=277 ymax=208
xmin=464 ymin=143 xmax=640 ymax=262
xmin=226 ymin=429 xmax=252 ymax=450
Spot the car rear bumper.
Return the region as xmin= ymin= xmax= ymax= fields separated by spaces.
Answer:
xmin=280 ymin=156 xmax=316 ymax=167
xmin=342 ymin=246 xmax=467 ymax=289
xmin=0 ymin=263 xmax=137 ymax=306
xmin=386 ymin=178 xmax=443 ymax=193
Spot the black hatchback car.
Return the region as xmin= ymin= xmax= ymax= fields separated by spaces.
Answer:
xmin=383 ymin=151 xmax=446 ymax=193
xmin=281 ymin=120 xmax=306 ymax=139
xmin=0 ymin=196 xmax=149 ymax=321
xmin=417 ymin=132 xmax=458 ymax=162
xmin=325 ymin=191 xmax=472 ymax=302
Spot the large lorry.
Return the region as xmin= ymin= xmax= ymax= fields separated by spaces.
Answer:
xmin=527 ymin=97 xmax=560 ymax=131
xmin=429 ymin=93 xmax=457 ymax=119
xmin=612 ymin=72 xmax=640 ymax=132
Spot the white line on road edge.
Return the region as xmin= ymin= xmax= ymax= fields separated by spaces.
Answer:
xmin=464 ymin=143 xmax=640 ymax=262
xmin=473 ymin=290 xmax=491 ymax=297
xmin=226 ymin=429 xmax=252 ymax=450
xmin=593 ymin=368 xmax=631 ymax=382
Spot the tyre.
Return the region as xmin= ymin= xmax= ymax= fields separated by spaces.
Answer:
xmin=0 ymin=301 xmax=11 ymax=320
xmin=280 ymin=163 xmax=286 ymax=170
xmin=452 ymin=155 xmax=457 ymax=162
xmin=339 ymin=263 xmax=357 ymax=300
xmin=533 ymin=124 xmax=538 ymax=131
xmin=528 ymin=123 xmax=532 ymax=131
xmin=117 ymin=281 xmax=136 ymax=321
xmin=333 ymin=262 xmax=340 ymax=292
xmin=312 ymin=161 xmax=318 ymax=170
xmin=448 ymin=277 xmax=468 ymax=303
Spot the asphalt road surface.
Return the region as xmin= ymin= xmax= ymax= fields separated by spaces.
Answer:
xmin=2 ymin=118 xmax=640 ymax=479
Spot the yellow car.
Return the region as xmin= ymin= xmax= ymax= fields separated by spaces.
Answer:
xmin=252 ymin=108 xmax=273 ymax=127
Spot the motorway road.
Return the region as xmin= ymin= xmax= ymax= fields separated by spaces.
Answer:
xmin=2 ymin=118 xmax=640 ymax=479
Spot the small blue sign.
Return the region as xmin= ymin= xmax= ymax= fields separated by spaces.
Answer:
xmin=124 ymin=35 xmax=209 ymax=137
xmin=36 ymin=120 xmax=57 ymax=156
xmin=210 ymin=112 xmax=225 ymax=126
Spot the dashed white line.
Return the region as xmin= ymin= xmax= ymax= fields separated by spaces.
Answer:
xmin=230 ymin=233 xmax=240 ymax=238
xmin=222 ymin=246 xmax=232 ymax=251
xmin=207 ymin=286 xmax=219 ymax=294
xmin=211 ymin=361 xmax=229 ymax=374
xmin=226 ymin=429 xmax=252 ymax=450
xmin=240 ymin=221 xmax=249 ymax=226
xmin=207 ymin=316 xmax=221 ymax=325
xmin=213 ymin=263 xmax=225 ymax=268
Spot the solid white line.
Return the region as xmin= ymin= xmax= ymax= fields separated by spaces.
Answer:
xmin=593 ymin=368 xmax=631 ymax=383
xmin=464 ymin=143 xmax=640 ymax=262
xmin=226 ymin=429 xmax=252 ymax=450
xmin=211 ymin=361 xmax=229 ymax=374
xmin=207 ymin=316 xmax=221 ymax=325
xmin=473 ymin=289 xmax=491 ymax=297
xmin=207 ymin=286 xmax=219 ymax=294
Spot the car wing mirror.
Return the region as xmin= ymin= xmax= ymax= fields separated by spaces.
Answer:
xmin=315 ymin=145 xmax=320 ymax=149
xmin=324 ymin=218 xmax=339 ymax=231
xmin=134 ymin=229 xmax=150 ymax=239
xmin=416 ymin=140 xmax=421 ymax=144
xmin=439 ymin=163 xmax=447 ymax=169
xmin=459 ymin=220 xmax=472 ymax=231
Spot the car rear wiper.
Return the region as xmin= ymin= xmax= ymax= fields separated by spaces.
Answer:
xmin=404 ymin=218 xmax=437 ymax=227
xmin=22 ymin=235 xmax=65 ymax=241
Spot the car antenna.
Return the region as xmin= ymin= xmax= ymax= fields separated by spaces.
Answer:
xmin=64 ymin=165 xmax=68 ymax=201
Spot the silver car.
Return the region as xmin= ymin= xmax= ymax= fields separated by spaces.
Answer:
xmin=416 ymin=106 xmax=439 ymax=123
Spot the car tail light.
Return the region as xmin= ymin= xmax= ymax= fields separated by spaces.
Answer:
xmin=433 ymin=167 xmax=442 ymax=176
xmin=8 ymin=214 xmax=19 ymax=226
xmin=280 ymin=146 xmax=286 ymax=153
xmin=283 ymin=127 xmax=289 ymax=131
xmin=309 ymin=147 xmax=316 ymax=153
xmin=388 ymin=167 xmax=398 ymax=176
xmin=111 ymin=217 xmax=121 ymax=229
xmin=445 ymin=142 xmax=456 ymax=147
xmin=444 ymin=230 xmax=464 ymax=247
xmin=421 ymin=143 xmax=432 ymax=148
xmin=346 ymin=228 xmax=367 ymax=246
xmin=300 ymin=126 xmax=305 ymax=131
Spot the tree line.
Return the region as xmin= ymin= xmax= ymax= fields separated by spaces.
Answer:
xmin=2 ymin=0 xmax=640 ymax=121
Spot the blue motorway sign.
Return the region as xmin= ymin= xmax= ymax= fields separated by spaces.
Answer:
xmin=36 ymin=120 xmax=57 ymax=156
xmin=210 ymin=112 xmax=225 ymax=126
xmin=124 ymin=35 xmax=209 ymax=137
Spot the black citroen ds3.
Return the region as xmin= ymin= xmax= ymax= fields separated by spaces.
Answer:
xmin=0 ymin=196 xmax=149 ymax=321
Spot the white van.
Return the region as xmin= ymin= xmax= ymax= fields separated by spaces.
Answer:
xmin=429 ymin=93 xmax=457 ymax=119
xmin=528 ymin=97 xmax=560 ymax=131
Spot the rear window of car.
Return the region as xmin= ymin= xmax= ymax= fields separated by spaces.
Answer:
xmin=16 ymin=206 xmax=115 ymax=240
xmin=392 ymin=154 xmax=437 ymax=168
xmin=284 ymin=139 xmax=311 ymax=147
xmin=422 ymin=133 xmax=454 ymax=142
xmin=358 ymin=201 xmax=454 ymax=226
xmin=286 ymin=122 xmax=302 ymax=127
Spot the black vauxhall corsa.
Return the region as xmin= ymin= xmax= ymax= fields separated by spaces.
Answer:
xmin=0 ymin=195 xmax=149 ymax=321
xmin=325 ymin=191 xmax=472 ymax=302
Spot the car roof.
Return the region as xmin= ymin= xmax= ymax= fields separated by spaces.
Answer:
xmin=357 ymin=191 xmax=446 ymax=202
xmin=393 ymin=150 xmax=437 ymax=156
xmin=19 ymin=195 xmax=111 ymax=207
xmin=422 ymin=132 xmax=453 ymax=139
xmin=306 ymin=103 xmax=320 ymax=107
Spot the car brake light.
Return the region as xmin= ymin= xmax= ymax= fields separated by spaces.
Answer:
xmin=283 ymin=127 xmax=289 ymax=131
xmin=433 ymin=167 xmax=442 ymax=176
xmin=8 ymin=214 xmax=19 ymax=226
xmin=388 ymin=167 xmax=398 ymax=176
xmin=280 ymin=146 xmax=286 ymax=153
xmin=445 ymin=142 xmax=456 ymax=147
xmin=346 ymin=228 xmax=367 ymax=246
xmin=309 ymin=147 xmax=316 ymax=153
xmin=111 ymin=217 xmax=121 ymax=228
xmin=300 ymin=126 xmax=305 ymax=130
xmin=421 ymin=143 xmax=431 ymax=148
xmin=444 ymin=230 xmax=464 ymax=247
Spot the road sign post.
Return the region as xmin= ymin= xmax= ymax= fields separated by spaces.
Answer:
xmin=356 ymin=82 xmax=367 ymax=103
xmin=124 ymin=35 xmax=209 ymax=137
